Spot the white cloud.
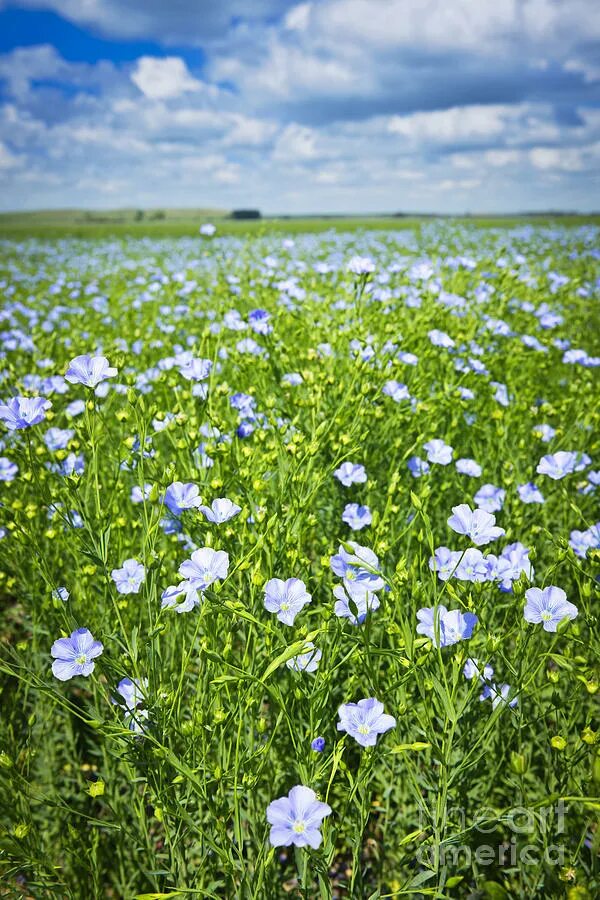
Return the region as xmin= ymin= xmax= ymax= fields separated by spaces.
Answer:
xmin=0 ymin=0 xmax=599 ymax=213
xmin=130 ymin=56 xmax=202 ymax=100
xmin=387 ymin=106 xmax=508 ymax=142
xmin=0 ymin=141 xmax=21 ymax=169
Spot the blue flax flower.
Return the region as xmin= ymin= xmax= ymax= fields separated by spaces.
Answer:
xmin=0 ymin=396 xmax=51 ymax=430
xmin=337 ymin=698 xmax=396 ymax=747
xmin=198 ymin=498 xmax=242 ymax=523
xmin=51 ymin=628 xmax=103 ymax=681
xmin=330 ymin=542 xmax=385 ymax=595
xmin=416 ymin=605 xmax=478 ymax=647
xmin=537 ymin=451 xmax=589 ymax=480
xmin=111 ymin=559 xmax=146 ymax=594
xmin=447 ymin=504 xmax=505 ymax=546
xmin=334 ymin=462 xmax=367 ymax=486
xmin=342 ymin=503 xmax=372 ymax=531
xmin=178 ymin=547 xmax=229 ymax=589
xmin=164 ymin=482 xmax=203 ymax=516
xmin=424 ymin=439 xmax=453 ymax=465
xmin=65 ymin=354 xmax=117 ymax=387
xmin=524 ymin=586 xmax=578 ymax=632
xmin=285 ymin=642 xmax=322 ymax=673
xmin=264 ymin=577 xmax=312 ymax=625
xmin=266 ymin=785 xmax=332 ymax=848
xmin=333 ymin=585 xmax=380 ymax=624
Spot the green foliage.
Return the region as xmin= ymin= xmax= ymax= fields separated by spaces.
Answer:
xmin=0 ymin=222 xmax=598 ymax=898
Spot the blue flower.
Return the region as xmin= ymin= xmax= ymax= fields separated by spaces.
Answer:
xmin=342 ymin=503 xmax=372 ymax=531
xmin=178 ymin=357 xmax=212 ymax=381
xmin=493 ymin=542 xmax=534 ymax=591
xmin=524 ymin=586 xmax=578 ymax=632
xmin=480 ymin=683 xmax=518 ymax=709
xmin=347 ymin=255 xmax=375 ymax=275
xmin=44 ymin=427 xmax=74 ymax=451
xmin=65 ymin=355 xmax=117 ymax=387
xmin=455 ymin=548 xmax=490 ymax=582
xmin=491 ymin=381 xmax=510 ymax=407
xmin=311 ymin=737 xmax=326 ymax=753
xmin=424 ymin=439 xmax=453 ymax=465
xmin=52 ymin=586 xmax=70 ymax=603
xmin=178 ymin=547 xmax=229 ymax=590
xmin=113 ymin=676 xmax=149 ymax=732
xmin=537 ymin=451 xmax=589 ymax=480
xmin=383 ymin=380 xmax=410 ymax=402
xmin=161 ymin=581 xmax=202 ymax=613
xmin=330 ymin=542 xmax=385 ymax=595
xmin=463 ymin=658 xmax=494 ymax=681
xmin=51 ymin=628 xmax=103 ymax=681
xmin=334 ymin=462 xmax=367 ymax=486
xmin=0 ymin=396 xmax=51 ymax=430
xmin=66 ymin=399 xmax=86 ymax=418
xmin=111 ymin=559 xmax=146 ymax=594
xmin=131 ymin=484 xmax=152 ymax=503
xmin=248 ymin=309 xmax=273 ymax=335
xmin=266 ymin=785 xmax=332 ymax=848
xmin=0 ymin=457 xmax=18 ymax=481
xmin=416 ymin=605 xmax=478 ymax=647
xmin=517 ymin=482 xmax=545 ymax=504
xmin=282 ymin=372 xmax=303 ymax=386
xmin=569 ymin=523 xmax=600 ymax=558
xmin=337 ymin=698 xmax=396 ymax=747
xmin=333 ymin=585 xmax=380 ymax=624
xmin=164 ymin=482 xmax=203 ymax=516
xmin=52 ymin=452 xmax=84 ymax=477
xmin=407 ymin=455 xmax=430 ymax=477
xmin=448 ymin=504 xmax=505 ymax=546
xmin=285 ymin=642 xmax=322 ymax=673
xmin=237 ymin=422 xmax=254 ymax=438
xmin=474 ymin=484 xmax=505 ymax=512
xmin=456 ymin=458 xmax=482 ymax=477
xmin=429 ymin=547 xmax=462 ymax=581
xmin=428 ymin=329 xmax=455 ymax=348
xmin=533 ymin=423 xmax=556 ymax=442
xmin=198 ymin=498 xmax=242 ymax=523
xmin=264 ymin=577 xmax=312 ymax=626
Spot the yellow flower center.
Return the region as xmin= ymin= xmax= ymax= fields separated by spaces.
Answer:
xmin=292 ymin=820 xmax=306 ymax=833
xmin=76 ymin=653 xmax=87 ymax=665
xmin=358 ymin=724 xmax=370 ymax=735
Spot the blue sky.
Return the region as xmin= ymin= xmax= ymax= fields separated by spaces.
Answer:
xmin=0 ymin=0 xmax=598 ymax=213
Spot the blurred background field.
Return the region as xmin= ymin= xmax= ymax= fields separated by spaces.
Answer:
xmin=1 ymin=209 xmax=599 ymax=239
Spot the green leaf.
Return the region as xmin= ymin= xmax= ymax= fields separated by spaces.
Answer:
xmin=261 ymin=631 xmax=320 ymax=682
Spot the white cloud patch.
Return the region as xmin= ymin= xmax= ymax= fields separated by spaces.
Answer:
xmin=131 ymin=56 xmax=203 ymax=100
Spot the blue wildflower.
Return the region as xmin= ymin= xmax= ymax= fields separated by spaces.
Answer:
xmin=264 ymin=577 xmax=311 ymax=625
xmin=416 ymin=605 xmax=478 ymax=647
xmin=337 ymin=698 xmax=396 ymax=747
xmin=342 ymin=503 xmax=372 ymax=531
xmin=266 ymin=785 xmax=331 ymax=848
xmin=448 ymin=504 xmax=505 ymax=545
xmin=51 ymin=628 xmax=103 ymax=681
xmin=65 ymin=355 xmax=117 ymax=388
xmin=524 ymin=586 xmax=578 ymax=632
xmin=111 ymin=559 xmax=146 ymax=594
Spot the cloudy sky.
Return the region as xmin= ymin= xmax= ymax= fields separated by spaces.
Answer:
xmin=0 ymin=0 xmax=598 ymax=214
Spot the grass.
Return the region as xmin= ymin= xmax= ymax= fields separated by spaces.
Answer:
xmin=0 ymin=210 xmax=599 ymax=239
xmin=0 ymin=220 xmax=598 ymax=899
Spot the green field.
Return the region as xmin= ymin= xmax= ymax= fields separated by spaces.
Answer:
xmin=1 ymin=208 xmax=598 ymax=239
xmin=0 ymin=220 xmax=599 ymax=899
